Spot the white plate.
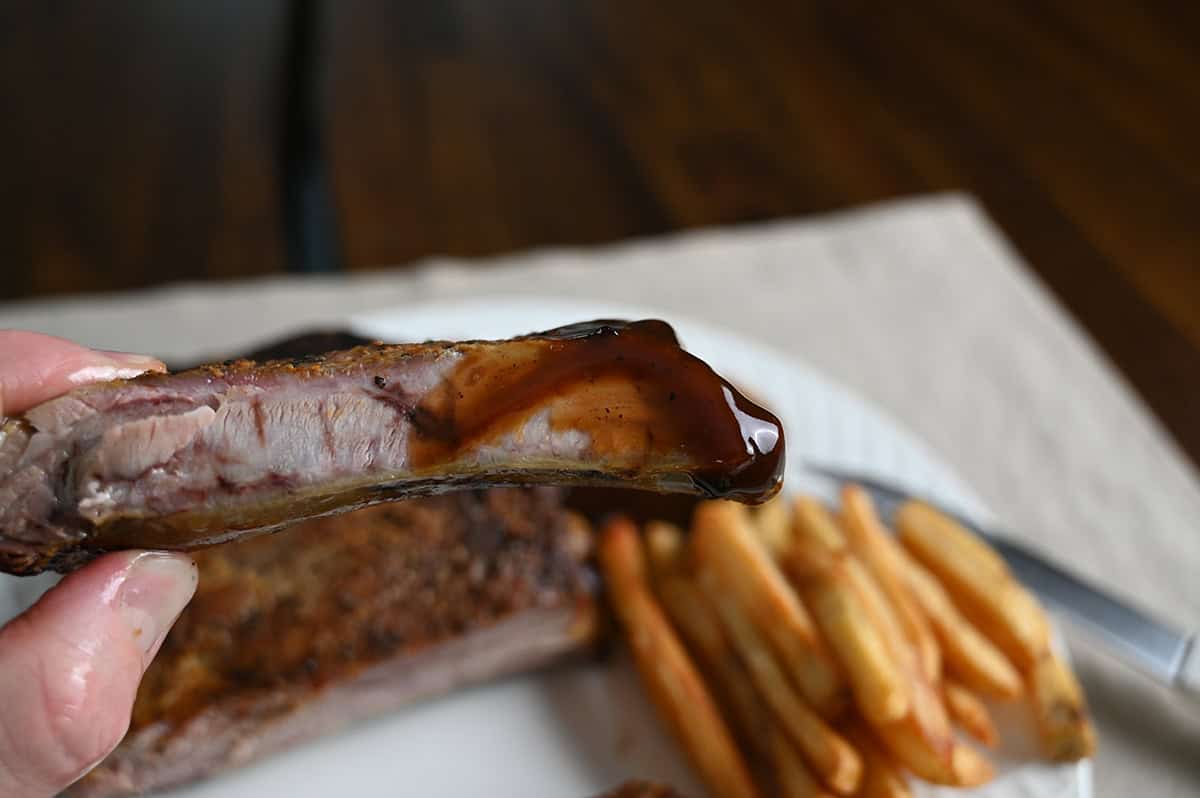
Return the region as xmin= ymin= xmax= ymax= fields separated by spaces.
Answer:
xmin=0 ymin=297 xmax=1089 ymax=797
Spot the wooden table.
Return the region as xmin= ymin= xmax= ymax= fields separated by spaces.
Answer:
xmin=1 ymin=2 xmax=288 ymax=294
xmin=4 ymin=0 xmax=1199 ymax=468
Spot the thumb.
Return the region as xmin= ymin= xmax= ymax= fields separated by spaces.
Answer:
xmin=0 ymin=552 xmax=197 ymax=797
xmin=0 ymin=330 xmax=164 ymax=417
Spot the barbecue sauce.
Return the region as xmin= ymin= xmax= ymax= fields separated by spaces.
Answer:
xmin=403 ymin=319 xmax=784 ymax=503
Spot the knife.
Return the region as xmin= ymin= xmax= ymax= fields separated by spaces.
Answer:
xmin=807 ymin=464 xmax=1200 ymax=699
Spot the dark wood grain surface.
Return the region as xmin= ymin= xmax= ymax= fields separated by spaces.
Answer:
xmin=0 ymin=2 xmax=287 ymax=299
xmin=326 ymin=0 xmax=1200 ymax=465
xmin=3 ymin=1 xmax=1198 ymax=466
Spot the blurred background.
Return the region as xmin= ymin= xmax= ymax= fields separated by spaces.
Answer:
xmin=2 ymin=0 xmax=1197 ymax=465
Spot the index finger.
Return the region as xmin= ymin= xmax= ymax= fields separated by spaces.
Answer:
xmin=0 ymin=331 xmax=164 ymax=416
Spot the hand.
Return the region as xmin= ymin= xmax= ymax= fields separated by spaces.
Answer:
xmin=0 ymin=331 xmax=198 ymax=797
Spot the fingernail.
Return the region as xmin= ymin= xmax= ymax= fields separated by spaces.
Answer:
xmin=118 ymin=553 xmax=197 ymax=666
xmin=67 ymin=353 xmax=166 ymax=386
xmin=98 ymin=351 xmax=167 ymax=373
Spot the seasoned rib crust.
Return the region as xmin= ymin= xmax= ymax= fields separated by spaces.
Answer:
xmin=68 ymin=488 xmax=598 ymax=797
xmin=0 ymin=320 xmax=783 ymax=575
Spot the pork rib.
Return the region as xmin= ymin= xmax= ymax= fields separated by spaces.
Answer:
xmin=0 ymin=320 xmax=784 ymax=575
xmin=67 ymin=488 xmax=599 ymax=797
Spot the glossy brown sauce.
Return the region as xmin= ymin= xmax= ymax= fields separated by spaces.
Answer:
xmin=405 ymin=320 xmax=784 ymax=502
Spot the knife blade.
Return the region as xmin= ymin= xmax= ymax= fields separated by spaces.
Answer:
xmin=807 ymin=464 xmax=1199 ymax=698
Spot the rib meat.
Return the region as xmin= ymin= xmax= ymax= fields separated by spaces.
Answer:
xmin=67 ymin=488 xmax=599 ymax=797
xmin=0 ymin=320 xmax=784 ymax=575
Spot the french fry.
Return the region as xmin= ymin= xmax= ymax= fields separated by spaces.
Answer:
xmin=562 ymin=510 xmax=595 ymax=562
xmin=655 ymin=576 xmax=765 ymax=737
xmin=1028 ymin=650 xmax=1097 ymax=761
xmin=950 ymin=743 xmax=996 ymax=787
xmin=868 ymin=624 xmax=967 ymax=785
xmin=872 ymin=721 xmax=954 ymax=784
xmin=793 ymin=497 xmax=851 ymax=555
xmin=656 ymin=574 xmax=832 ymax=798
xmin=768 ymin=727 xmax=837 ymax=798
xmin=792 ymin=498 xmax=970 ymax=785
xmin=842 ymin=557 xmax=918 ymax=677
xmin=842 ymin=555 xmax=961 ymax=763
xmin=840 ymin=720 xmax=912 ymax=798
xmin=597 ymin=518 xmax=760 ymax=798
xmin=692 ymin=501 xmax=845 ymax=717
xmin=942 ymin=678 xmax=998 ymax=748
xmin=897 ymin=501 xmax=1009 ymax=578
xmin=839 ymin=485 xmax=941 ymax=683
xmin=789 ymin=499 xmax=909 ymax=725
xmin=696 ymin=564 xmax=862 ymax=795
xmin=842 ymin=555 xmax=957 ymax=756
xmin=788 ymin=556 xmax=910 ymax=726
xmin=645 ymin=520 xmax=686 ymax=575
xmin=873 ymin=704 xmax=993 ymax=786
xmin=897 ymin=503 xmax=1095 ymax=760
xmin=893 ymin=544 xmax=1023 ymax=699
xmin=752 ymin=494 xmax=794 ymax=559
xmin=896 ymin=502 xmax=1050 ymax=670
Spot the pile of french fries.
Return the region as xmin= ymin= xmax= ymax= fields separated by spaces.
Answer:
xmin=597 ymin=485 xmax=1096 ymax=798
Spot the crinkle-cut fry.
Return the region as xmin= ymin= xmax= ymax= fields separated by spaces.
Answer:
xmin=942 ymin=678 xmax=998 ymax=748
xmin=839 ymin=720 xmax=912 ymax=798
xmin=786 ymin=550 xmax=910 ymax=726
xmin=645 ymin=520 xmax=686 ymax=575
xmin=598 ymin=518 xmax=760 ymax=798
xmin=692 ymin=500 xmax=845 ymax=717
xmin=893 ymin=545 xmax=1023 ymax=699
xmin=896 ymin=502 xmax=1050 ymax=670
xmin=839 ymin=485 xmax=941 ymax=683
xmin=1029 ymin=650 xmax=1097 ymax=762
xmin=697 ymin=564 xmax=862 ymax=795
xmin=752 ymin=495 xmax=794 ymax=559
xmin=768 ymin=728 xmax=837 ymax=798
